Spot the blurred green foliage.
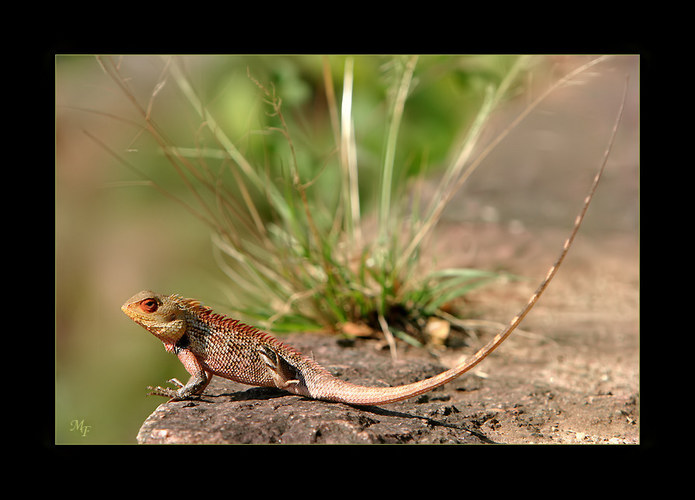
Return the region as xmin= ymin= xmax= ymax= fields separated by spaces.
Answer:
xmin=56 ymin=54 xmax=545 ymax=443
xmin=108 ymin=55 xmax=530 ymax=219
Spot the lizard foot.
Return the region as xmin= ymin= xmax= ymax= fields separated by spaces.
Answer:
xmin=146 ymin=385 xmax=180 ymax=399
xmin=146 ymin=378 xmax=186 ymax=399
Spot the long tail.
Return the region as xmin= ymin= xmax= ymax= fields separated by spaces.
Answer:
xmin=311 ymin=82 xmax=627 ymax=406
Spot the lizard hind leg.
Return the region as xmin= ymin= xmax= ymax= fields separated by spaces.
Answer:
xmin=257 ymin=345 xmax=309 ymax=396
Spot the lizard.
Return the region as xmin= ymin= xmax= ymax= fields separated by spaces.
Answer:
xmin=122 ymin=75 xmax=630 ymax=406
xmin=121 ymin=140 xmax=610 ymax=406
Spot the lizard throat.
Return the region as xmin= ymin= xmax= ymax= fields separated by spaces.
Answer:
xmin=148 ymin=318 xmax=186 ymax=344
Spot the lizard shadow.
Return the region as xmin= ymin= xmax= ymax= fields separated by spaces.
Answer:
xmin=210 ymin=386 xmax=496 ymax=444
xmin=347 ymin=402 xmax=497 ymax=444
xmin=213 ymin=386 xmax=291 ymax=402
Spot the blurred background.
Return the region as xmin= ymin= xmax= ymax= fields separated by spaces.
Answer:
xmin=55 ymin=55 xmax=638 ymax=443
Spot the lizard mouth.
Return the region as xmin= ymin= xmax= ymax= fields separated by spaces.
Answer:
xmin=121 ymin=302 xmax=143 ymax=323
xmin=121 ymin=302 xmax=134 ymax=315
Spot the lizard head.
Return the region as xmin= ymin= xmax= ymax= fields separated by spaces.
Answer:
xmin=121 ymin=290 xmax=187 ymax=343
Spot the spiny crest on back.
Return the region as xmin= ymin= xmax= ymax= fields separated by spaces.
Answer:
xmin=172 ymin=294 xmax=316 ymax=363
xmin=171 ymin=294 xmax=213 ymax=315
xmin=206 ymin=314 xmax=292 ymax=353
xmin=173 ymin=295 xmax=270 ymax=337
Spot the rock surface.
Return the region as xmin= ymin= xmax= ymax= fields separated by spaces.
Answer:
xmin=138 ymin=311 xmax=638 ymax=444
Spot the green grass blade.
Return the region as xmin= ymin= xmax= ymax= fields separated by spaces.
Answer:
xmin=378 ymin=56 xmax=418 ymax=244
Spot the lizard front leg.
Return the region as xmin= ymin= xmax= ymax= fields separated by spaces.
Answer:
xmin=148 ymin=348 xmax=212 ymax=400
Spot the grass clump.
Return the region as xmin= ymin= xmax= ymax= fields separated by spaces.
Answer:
xmin=93 ymin=55 xmax=606 ymax=349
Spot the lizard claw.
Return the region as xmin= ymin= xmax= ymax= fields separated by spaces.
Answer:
xmin=146 ymin=384 xmax=182 ymax=400
xmin=146 ymin=377 xmax=186 ymax=398
xmin=167 ymin=378 xmax=185 ymax=389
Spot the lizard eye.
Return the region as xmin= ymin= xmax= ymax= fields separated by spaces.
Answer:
xmin=139 ymin=298 xmax=159 ymax=313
